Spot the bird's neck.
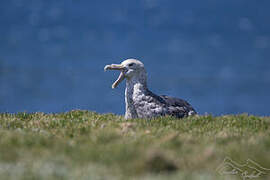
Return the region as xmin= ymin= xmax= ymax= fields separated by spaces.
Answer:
xmin=124 ymin=74 xmax=148 ymax=119
xmin=126 ymin=77 xmax=147 ymax=91
xmin=126 ymin=70 xmax=148 ymax=93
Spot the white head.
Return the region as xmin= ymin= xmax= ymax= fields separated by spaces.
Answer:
xmin=104 ymin=59 xmax=147 ymax=88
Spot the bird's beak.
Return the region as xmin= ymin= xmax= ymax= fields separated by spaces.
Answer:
xmin=104 ymin=64 xmax=126 ymax=89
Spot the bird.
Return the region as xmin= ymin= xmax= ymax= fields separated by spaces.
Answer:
xmin=104 ymin=59 xmax=197 ymax=119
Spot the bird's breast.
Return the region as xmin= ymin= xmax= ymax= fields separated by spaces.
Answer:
xmin=125 ymin=83 xmax=167 ymax=118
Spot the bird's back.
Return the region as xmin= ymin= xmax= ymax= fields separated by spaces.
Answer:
xmin=159 ymin=95 xmax=197 ymax=118
xmin=144 ymin=90 xmax=196 ymax=118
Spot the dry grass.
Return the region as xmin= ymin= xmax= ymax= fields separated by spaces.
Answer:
xmin=0 ymin=110 xmax=269 ymax=179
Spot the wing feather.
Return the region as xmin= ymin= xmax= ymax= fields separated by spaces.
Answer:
xmin=145 ymin=89 xmax=197 ymax=118
xmin=160 ymin=95 xmax=197 ymax=118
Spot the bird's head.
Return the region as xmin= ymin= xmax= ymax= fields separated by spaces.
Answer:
xmin=104 ymin=59 xmax=146 ymax=89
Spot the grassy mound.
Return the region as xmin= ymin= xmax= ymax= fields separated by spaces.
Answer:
xmin=0 ymin=110 xmax=269 ymax=179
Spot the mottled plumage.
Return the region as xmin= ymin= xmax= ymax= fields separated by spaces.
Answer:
xmin=104 ymin=59 xmax=197 ymax=119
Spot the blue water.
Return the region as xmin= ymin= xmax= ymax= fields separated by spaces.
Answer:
xmin=1 ymin=0 xmax=270 ymax=116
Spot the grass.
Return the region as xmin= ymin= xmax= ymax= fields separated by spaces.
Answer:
xmin=0 ymin=110 xmax=270 ymax=180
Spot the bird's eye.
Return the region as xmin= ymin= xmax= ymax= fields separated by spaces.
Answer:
xmin=128 ymin=63 xmax=135 ymax=67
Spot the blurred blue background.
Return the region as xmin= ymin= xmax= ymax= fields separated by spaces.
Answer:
xmin=0 ymin=0 xmax=269 ymax=116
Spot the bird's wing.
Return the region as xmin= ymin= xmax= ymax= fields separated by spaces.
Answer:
xmin=159 ymin=95 xmax=197 ymax=118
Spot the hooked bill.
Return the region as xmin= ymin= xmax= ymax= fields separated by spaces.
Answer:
xmin=104 ymin=64 xmax=126 ymax=88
